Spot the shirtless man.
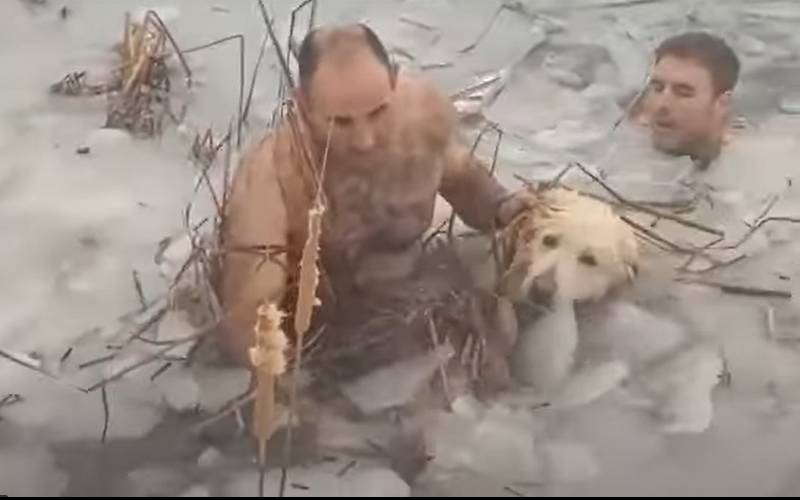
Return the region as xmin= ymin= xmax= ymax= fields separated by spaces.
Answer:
xmin=635 ymin=32 xmax=740 ymax=167
xmin=217 ymin=24 xmax=529 ymax=365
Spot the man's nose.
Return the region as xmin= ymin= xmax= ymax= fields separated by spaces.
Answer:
xmin=351 ymin=122 xmax=376 ymax=152
xmin=652 ymin=89 xmax=673 ymax=112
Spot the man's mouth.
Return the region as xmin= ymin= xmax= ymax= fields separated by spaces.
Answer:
xmin=653 ymin=119 xmax=675 ymax=132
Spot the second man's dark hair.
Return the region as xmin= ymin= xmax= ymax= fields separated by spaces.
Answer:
xmin=655 ymin=32 xmax=740 ymax=95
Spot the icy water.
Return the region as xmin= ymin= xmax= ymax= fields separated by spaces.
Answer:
xmin=3 ymin=0 xmax=800 ymax=496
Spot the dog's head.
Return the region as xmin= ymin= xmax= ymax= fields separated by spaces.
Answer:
xmin=500 ymin=188 xmax=639 ymax=302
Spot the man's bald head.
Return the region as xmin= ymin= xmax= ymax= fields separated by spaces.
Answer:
xmin=295 ymin=24 xmax=398 ymax=159
xmin=297 ymin=23 xmax=394 ymax=91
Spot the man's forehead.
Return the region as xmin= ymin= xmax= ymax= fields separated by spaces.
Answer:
xmin=309 ymin=55 xmax=392 ymax=115
xmin=653 ymin=55 xmax=714 ymax=89
xmin=313 ymin=24 xmax=368 ymax=47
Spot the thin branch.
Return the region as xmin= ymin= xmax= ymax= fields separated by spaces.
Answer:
xmin=180 ymin=35 xmax=244 ymax=147
xmin=677 ymin=278 xmax=792 ymax=299
xmin=0 ymin=393 xmax=23 ymax=409
xmin=257 ymin=0 xmax=296 ymax=90
xmin=719 ymin=217 xmax=800 ymax=250
xmin=86 ymin=328 xmax=207 ymax=393
xmin=145 ymin=10 xmax=193 ymax=87
xmin=78 ymin=354 xmax=117 ymax=371
xmin=489 ymin=129 xmax=503 ymax=177
xmin=132 ymin=269 xmax=147 ymax=310
xmin=149 ymin=362 xmax=172 ymax=381
xmin=574 ymin=162 xmax=723 ymax=237
xmin=0 ymin=350 xmax=89 ymax=394
xmin=549 ymin=163 xmax=575 ymax=187
xmin=427 ymin=315 xmax=452 ymax=408
xmin=459 ymin=5 xmax=504 ymax=53
xmin=191 ymin=391 xmax=256 ymax=435
xmin=243 ymin=32 xmax=269 ymax=125
xmin=336 ymin=460 xmax=358 ymax=477
xmin=100 ymin=385 xmax=110 ymax=443
xmin=620 ymin=215 xmax=696 ymax=254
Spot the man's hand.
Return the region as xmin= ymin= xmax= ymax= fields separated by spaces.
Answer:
xmin=495 ymin=187 xmax=540 ymax=228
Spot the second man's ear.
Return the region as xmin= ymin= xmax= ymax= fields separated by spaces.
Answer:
xmin=389 ymin=61 xmax=399 ymax=88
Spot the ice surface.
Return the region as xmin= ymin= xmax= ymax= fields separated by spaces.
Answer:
xmin=4 ymin=0 xmax=800 ymax=497
xmin=341 ymin=344 xmax=454 ymax=415
xmin=225 ymin=464 xmax=410 ymax=497
xmin=424 ymin=400 xmax=543 ymax=484
xmin=126 ymin=466 xmax=186 ymax=497
xmin=511 ymin=297 xmax=578 ymax=393
xmin=0 ymin=441 xmax=69 ymax=497
xmin=541 ymin=441 xmax=599 ymax=483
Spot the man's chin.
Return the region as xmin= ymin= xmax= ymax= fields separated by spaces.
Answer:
xmin=651 ymin=133 xmax=687 ymax=156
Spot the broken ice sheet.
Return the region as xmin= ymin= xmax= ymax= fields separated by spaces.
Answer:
xmin=511 ymin=297 xmax=578 ymax=393
xmin=766 ymin=301 xmax=800 ymax=341
xmin=0 ymin=443 xmax=69 ymax=497
xmin=155 ymin=366 xmax=200 ymax=413
xmin=424 ymin=401 xmax=542 ymax=484
xmin=541 ymin=441 xmax=599 ymax=483
xmin=126 ymin=466 xmax=187 ymax=497
xmin=1 ymin=363 xmax=163 ymax=442
xmin=225 ymin=464 xmax=410 ymax=497
xmin=551 ymin=360 xmax=630 ymax=410
xmin=341 ymin=344 xmax=453 ymax=415
xmin=636 ymin=344 xmax=724 ymax=434
xmin=193 ymin=366 xmax=250 ymax=412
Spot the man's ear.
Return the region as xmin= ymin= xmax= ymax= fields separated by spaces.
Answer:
xmin=293 ymin=87 xmax=310 ymax=116
xmin=389 ymin=61 xmax=399 ymax=89
xmin=716 ymin=90 xmax=733 ymax=114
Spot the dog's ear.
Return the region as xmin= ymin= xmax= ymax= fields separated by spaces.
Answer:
xmin=497 ymin=259 xmax=533 ymax=302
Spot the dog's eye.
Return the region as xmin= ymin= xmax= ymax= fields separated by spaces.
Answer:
xmin=542 ymin=234 xmax=559 ymax=248
xmin=578 ymin=252 xmax=598 ymax=267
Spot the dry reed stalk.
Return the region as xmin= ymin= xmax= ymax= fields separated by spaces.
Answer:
xmin=249 ymin=303 xmax=289 ymax=495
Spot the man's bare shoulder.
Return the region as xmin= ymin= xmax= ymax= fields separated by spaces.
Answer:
xmin=395 ymin=73 xmax=456 ymax=149
xmin=234 ymin=124 xmax=295 ymax=181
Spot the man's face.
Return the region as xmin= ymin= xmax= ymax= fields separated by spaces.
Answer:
xmin=643 ymin=55 xmax=730 ymax=158
xmin=300 ymin=47 xmax=396 ymax=161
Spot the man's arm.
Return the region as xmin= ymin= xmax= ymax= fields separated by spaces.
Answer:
xmin=440 ymin=143 xmax=509 ymax=232
xmin=218 ymin=135 xmax=290 ymax=365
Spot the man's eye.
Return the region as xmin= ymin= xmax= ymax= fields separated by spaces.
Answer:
xmin=368 ymin=104 xmax=388 ymax=120
xmin=674 ymin=86 xmax=695 ymax=98
xmin=334 ymin=116 xmax=353 ymax=127
xmin=650 ymin=80 xmax=665 ymax=93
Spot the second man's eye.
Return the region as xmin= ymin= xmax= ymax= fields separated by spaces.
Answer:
xmin=334 ymin=116 xmax=353 ymax=127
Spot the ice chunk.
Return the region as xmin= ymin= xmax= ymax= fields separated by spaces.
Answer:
xmin=0 ymin=444 xmax=68 ymax=496
xmin=350 ymin=468 xmax=411 ymax=497
xmin=341 ymin=344 xmax=454 ymax=415
xmin=541 ymin=441 xmax=599 ymax=483
xmin=180 ymin=485 xmax=211 ymax=497
xmin=779 ymin=92 xmax=800 ymax=115
xmin=579 ymin=302 xmax=687 ymax=369
xmin=155 ymin=367 xmax=200 ymax=413
xmin=552 ymin=360 xmax=629 ymax=409
xmin=155 ymin=234 xmax=194 ymax=282
xmin=639 ymin=345 xmax=724 ymax=434
xmin=425 ymin=404 xmax=542 ymax=484
xmin=83 ymin=128 xmax=132 ymax=155
xmin=2 ymin=366 xmax=163 ymax=442
xmin=197 ymin=447 xmax=223 ymax=469
xmin=127 ymin=466 xmax=185 ymax=497
xmin=225 ymin=465 xmax=409 ymax=497
xmin=512 ymin=297 xmax=578 ymax=393
xmin=194 ymin=367 xmax=250 ymax=412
